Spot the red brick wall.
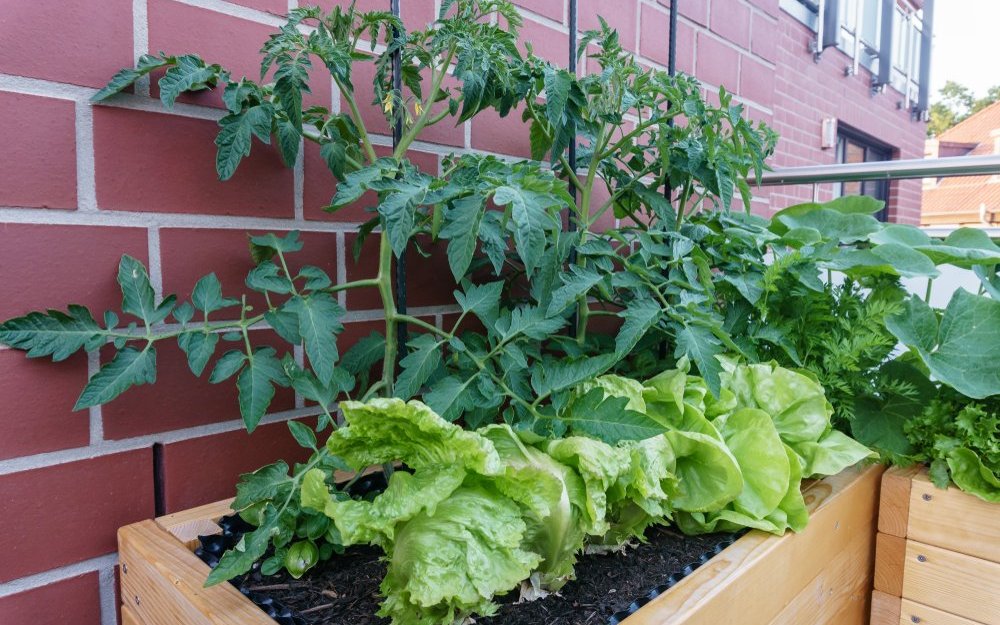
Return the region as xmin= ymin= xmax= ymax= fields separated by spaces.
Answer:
xmin=0 ymin=1 xmax=927 ymax=622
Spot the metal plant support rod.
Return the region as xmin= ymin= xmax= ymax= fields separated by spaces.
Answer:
xmin=750 ymin=154 xmax=1000 ymax=186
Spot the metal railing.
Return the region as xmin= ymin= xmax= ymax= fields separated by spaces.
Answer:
xmin=748 ymin=154 xmax=1000 ymax=237
xmin=750 ymin=154 xmax=1000 ymax=186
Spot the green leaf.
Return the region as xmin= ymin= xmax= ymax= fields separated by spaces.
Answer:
xmin=423 ymin=375 xmax=478 ymax=421
xmin=616 ymin=299 xmax=661 ymax=356
xmin=330 ymin=158 xmax=396 ymax=209
xmin=246 ymin=263 xmax=294 ymax=294
xmin=0 ymin=305 xmax=105 ymax=361
xmin=440 ymin=194 xmax=486 ymax=281
xmin=265 ymin=304 xmax=301 ymax=344
xmin=674 ymin=325 xmax=723 ymax=397
xmin=206 ymin=507 xmax=279 ymax=586
xmin=287 ymin=420 xmax=318 ymax=450
xmin=341 ymin=332 xmax=386 ymax=375
xmin=320 ymin=141 xmax=347 ymax=180
xmin=529 ymin=120 xmax=552 ymax=161
xmin=297 ymin=266 xmax=332 ymax=291
xmin=531 ymin=354 xmax=618 ymax=397
xmin=826 ymin=244 xmax=939 ymax=279
xmin=118 ymin=256 xmax=158 ymax=325
xmin=191 ymin=273 xmax=239 ymax=314
xmin=887 ymin=291 xmax=1000 ymax=399
xmin=380 ymin=176 xmax=431 ymax=257
xmin=158 ymin=55 xmax=220 ymax=108
xmin=494 ymin=185 xmax=550 ymax=276
xmin=561 ymin=388 xmax=664 ymax=443
xmin=216 ymin=104 xmax=273 ymax=181
xmin=210 ymin=350 xmax=247 ymax=383
xmin=285 ymin=293 xmax=344 ymax=382
xmin=92 ymin=54 xmax=172 ymax=102
xmin=249 ymin=231 xmax=304 ymax=264
xmin=238 ymin=347 xmax=288 ymax=432
xmin=74 ymin=346 xmax=157 ymax=409
xmin=276 ymin=118 xmax=301 ymax=167
xmin=177 ymin=331 xmax=219 ymax=377
xmin=289 ymin=366 xmax=353 ymax=407
xmin=233 ymin=460 xmax=292 ymax=509
xmin=394 ymin=334 xmax=442 ymax=400
xmin=547 ymin=267 xmax=602 ymax=317
xmin=455 ymin=281 xmax=503 ymax=328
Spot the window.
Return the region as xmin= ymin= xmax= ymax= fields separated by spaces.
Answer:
xmin=836 ymin=130 xmax=892 ymax=222
xmin=838 ymin=0 xmax=883 ymax=73
xmin=780 ymin=0 xmax=820 ymax=31
xmin=890 ymin=6 xmax=924 ymax=108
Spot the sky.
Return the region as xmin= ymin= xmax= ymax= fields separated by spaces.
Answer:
xmin=930 ymin=0 xmax=1000 ymax=99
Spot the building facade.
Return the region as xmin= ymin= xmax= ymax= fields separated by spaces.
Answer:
xmin=0 ymin=1 xmax=930 ymax=623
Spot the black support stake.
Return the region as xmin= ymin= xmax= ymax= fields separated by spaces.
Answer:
xmin=391 ymin=0 xmax=408 ymax=357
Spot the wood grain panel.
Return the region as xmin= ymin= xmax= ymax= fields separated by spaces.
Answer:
xmin=907 ymin=472 xmax=1000 ymax=564
xmin=902 ymin=540 xmax=1000 ymax=625
xmin=899 ymin=598 xmax=985 ymax=625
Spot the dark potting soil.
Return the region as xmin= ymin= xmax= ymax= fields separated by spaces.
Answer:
xmin=207 ymin=520 xmax=737 ymax=625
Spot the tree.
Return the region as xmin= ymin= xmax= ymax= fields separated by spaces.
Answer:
xmin=928 ymin=80 xmax=1000 ymax=137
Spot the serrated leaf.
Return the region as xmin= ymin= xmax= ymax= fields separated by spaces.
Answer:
xmin=547 ymin=267 xmax=602 ymax=317
xmin=285 ymin=293 xmax=344 ymax=381
xmin=158 ymin=55 xmax=220 ymax=108
xmin=191 ymin=273 xmax=238 ymax=314
xmin=615 ymin=299 xmax=661 ymax=355
xmin=498 ymin=305 xmax=566 ymax=341
xmin=674 ymin=325 xmax=723 ymax=397
xmin=249 ymin=231 xmax=304 ymax=264
xmin=529 ymin=120 xmax=552 ymax=161
xmin=289 ymin=366 xmax=353 ymax=407
xmin=379 ymin=177 xmax=430 ymax=257
xmin=178 ymin=331 xmax=219 ymax=377
xmin=276 ymin=119 xmax=301 ymax=167
xmin=297 ymin=266 xmax=332 ymax=290
xmin=238 ymin=347 xmax=287 ymax=432
xmin=92 ymin=54 xmax=172 ymax=102
xmin=0 ymin=305 xmax=105 ymax=361
xmin=341 ymin=332 xmax=386 ymax=375
xmin=320 ymin=140 xmax=347 ymax=180
xmin=440 ymin=194 xmax=485 ymax=281
xmin=394 ymin=334 xmax=442 ymax=400
xmin=423 ymin=374 xmax=478 ymax=421
xmin=172 ymin=302 xmax=194 ymax=325
xmin=246 ymin=263 xmax=294 ymax=294
xmin=206 ymin=507 xmax=279 ymax=586
xmin=265 ymin=304 xmax=301 ymax=344
xmin=494 ymin=185 xmax=549 ymax=276
xmin=118 ymin=256 xmax=157 ymax=325
xmin=560 ymin=388 xmax=664 ymax=443
xmin=287 ymin=420 xmax=317 ymax=450
xmin=455 ymin=281 xmax=503 ymax=328
xmin=530 ymin=353 xmax=618 ymax=397
xmin=216 ymin=104 xmax=273 ymax=181
xmin=74 ymin=346 xmax=157 ymax=410
xmin=210 ymin=350 xmax=247 ymax=383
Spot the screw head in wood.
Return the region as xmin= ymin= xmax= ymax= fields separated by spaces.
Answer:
xmin=917 ymin=554 xmax=927 ymax=562
xmin=922 ymin=493 xmax=932 ymax=501
xmin=122 ymin=563 xmax=128 ymax=575
xmin=135 ymin=596 xmax=141 ymax=606
xmin=911 ymin=617 xmax=920 ymax=623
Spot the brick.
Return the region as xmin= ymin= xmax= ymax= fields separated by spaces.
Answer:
xmin=470 ymin=106 xmax=532 ymax=159
xmin=303 ymin=145 xmax=438 ymax=222
xmin=344 ymin=233 xmax=455 ymax=311
xmin=518 ymin=17 xmax=569 ymax=65
xmin=0 ymin=93 xmax=76 ymax=209
xmin=0 ymin=573 xmax=102 ymax=625
xmin=656 ymin=0 xmax=708 ymax=26
xmin=148 ymin=0 xmax=331 ymax=110
xmin=513 ymin=0 xmax=564 ymax=23
xmin=695 ymin=33 xmax=739 ymax=89
xmin=0 ymin=0 xmax=132 ymax=88
xmin=639 ymin=4 xmax=671 ymax=66
xmin=0 ymin=449 xmax=154 ymax=582
xmin=93 ymin=107 xmax=293 ymax=217
xmin=579 ymin=0 xmax=638 ymax=53
xmin=739 ymin=55 xmax=775 ymax=107
xmin=0 ymin=224 xmax=148 ymax=319
xmin=159 ymin=228 xmax=339 ymax=313
xmin=0 ymin=351 xmax=90 ymax=460
xmin=160 ymin=419 xmax=313 ymax=512
xmin=751 ymin=11 xmax=779 ymax=62
xmin=101 ymin=330 xmax=296 ymax=440
xmin=748 ymin=0 xmax=780 ymax=17
xmin=710 ymin=0 xmax=752 ymax=50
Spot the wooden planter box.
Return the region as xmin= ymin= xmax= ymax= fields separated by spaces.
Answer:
xmin=870 ymin=466 xmax=1000 ymax=625
xmin=118 ymin=464 xmax=883 ymax=625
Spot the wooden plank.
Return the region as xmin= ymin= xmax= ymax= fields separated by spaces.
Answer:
xmin=155 ymin=499 xmax=234 ymax=549
xmin=874 ymin=532 xmax=906 ymax=596
xmin=765 ymin=526 xmax=874 ymax=625
xmin=118 ymin=520 xmax=274 ymax=625
xmin=907 ymin=471 xmax=1000 ymax=564
xmin=870 ymin=590 xmax=902 ymax=625
xmin=121 ymin=603 xmax=144 ymax=625
xmin=623 ymin=464 xmax=883 ymax=625
xmin=902 ymin=539 xmax=1000 ymax=625
xmin=899 ymin=598 xmax=986 ymax=625
xmin=878 ymin=465 xmax=921 ymax=538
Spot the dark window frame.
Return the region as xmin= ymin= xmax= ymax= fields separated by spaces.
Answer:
xmin=835 ymin=126 xmax=894 ymax=222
